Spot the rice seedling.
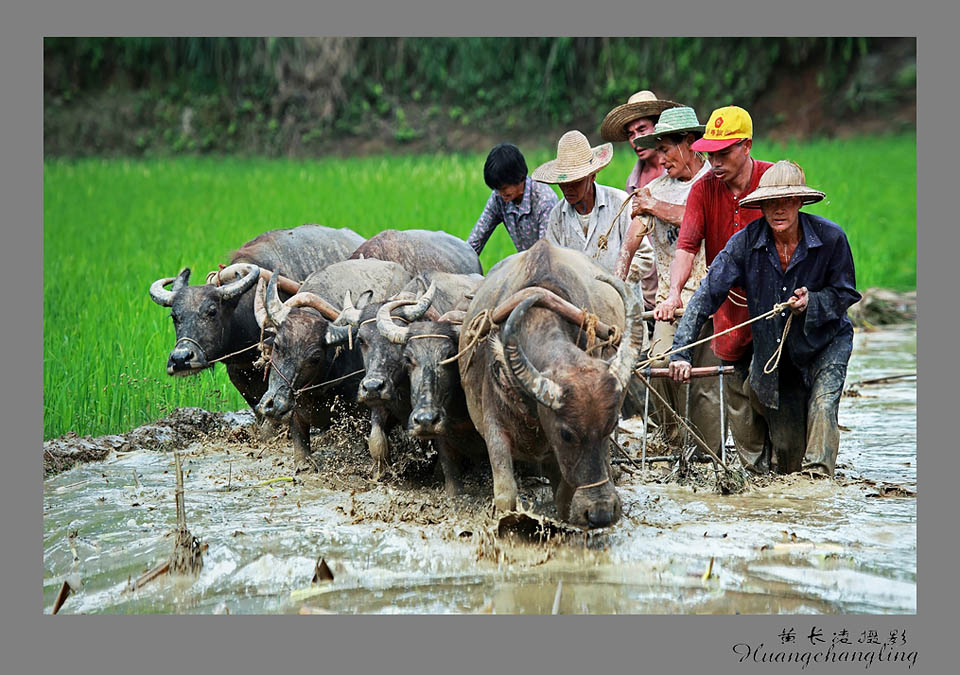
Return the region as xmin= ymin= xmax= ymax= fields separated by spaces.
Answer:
xmin=43 ymin=134 xmax=915 ymax=439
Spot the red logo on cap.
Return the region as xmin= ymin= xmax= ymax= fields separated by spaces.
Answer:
xmin=714 ymin=117 xmax=724 ymax=128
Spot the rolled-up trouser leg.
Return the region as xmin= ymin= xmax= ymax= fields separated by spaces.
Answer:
xmin=649 ymin=319 xmax=723 ymax=455
xmin=724 ymin=348 xmax=771 ymax=472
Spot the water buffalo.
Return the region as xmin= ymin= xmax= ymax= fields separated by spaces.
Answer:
xmin=254 ymin=258 xmax=412 ymax=467
xmin=458 ymin=239 xmax=645 ymax=529
xmin=333 ymin=272 xmax=483 ymax=482
xmin=349 ymin=229 xmax=483 ymax=276
xmin=375 ymin=291 xmax=487 ymax=497
xmin=148 ymin=225 xmax=364 ymax=426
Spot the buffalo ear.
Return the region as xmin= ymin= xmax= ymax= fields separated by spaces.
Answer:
xmin=355 ymin=289 xmax=374 ymax=310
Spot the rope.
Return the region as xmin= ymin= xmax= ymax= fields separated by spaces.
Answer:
xmin=294 ymin=368 xmax=366 ymax=394
xmin=595 ymin=188 xmax=647 ymax=255
xmin=763 ymin=311 xmax=794 ymax=374
xmin=577 ymin=477 xmax=610 ymax=490
xmin=727 ymin=289 xmax=748 ymax=307
xmin=439 ymin=309 xmax=492 ymax=367
xmin=638 ymin=300 xmax=793 ymax=371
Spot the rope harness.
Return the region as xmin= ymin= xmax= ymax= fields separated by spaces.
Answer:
xmin=637 ymin=300 xmax=795 ymax=372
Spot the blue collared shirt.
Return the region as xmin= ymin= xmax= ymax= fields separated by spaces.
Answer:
xmin=466 ymin=176 xmax=559 ymax=254
xmin=671 ymin=212 xmax=861 ymax=408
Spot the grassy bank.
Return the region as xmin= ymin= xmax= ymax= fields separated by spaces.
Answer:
xmin=43 ymin=134 xmax=916 ymax=439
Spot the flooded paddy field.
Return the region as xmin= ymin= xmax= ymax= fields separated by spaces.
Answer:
xmin=43 ymin=325 xmax=916 ymax=614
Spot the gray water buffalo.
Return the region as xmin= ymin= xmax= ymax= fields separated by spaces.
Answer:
xmin=348 ymin=229 xmax=483 ymax=276
xmin=375 ymin=288 xmax=487 ymax=497
xmin=458 ymin=239 xmax=645 ymax=529
xmin=254 ymin=258 xmax=412 ymax=467
xmin=148 ymin=224 xmax=364 ymax=424
xmin=332 ymin=272 xmax=483 ymax=482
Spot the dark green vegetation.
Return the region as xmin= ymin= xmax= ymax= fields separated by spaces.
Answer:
xmin=44 ymin=134 xmax=915 ymax=440
xmin=44 ymin=37 xmax=916 ymax=157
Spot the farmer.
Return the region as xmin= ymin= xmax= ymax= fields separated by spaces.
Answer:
xmin=668 ymin=161 xmax=861 ymax=477
xmin=533 ymin=130 xmax=655 ymax=290
xmin=466 ymin=143 xmax=559 ymax=255
xmin=612 ymin=106 xmax=722 ymax=455
xmin=601 ymin=90 xmax=681 ymax=310
xmin=658 ymin=105 xmax=774 ymax=471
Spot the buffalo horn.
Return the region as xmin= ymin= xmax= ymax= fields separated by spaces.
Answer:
xmin=324 ymin=322 xmax=354 ymax=346
xmin=595 ymin=273 xmax=644 ymax=390
xmin=502 ymin=296 xmax=563 ymax=410
xmin=149 ymin=268 xmax=190 ymax=307
xmin=253 ymin=277 xmax=271 ymax=329
xmin=214 ymin=263 xmax=260 ymax=302
xmin=376 ymin=300 xmax=413 ymax=345
xmin=282 ymin=292 xmax=341 ymax=320
xmin=264 ymin=272 xmax=291 ymax=326
xmin=394 ymin=280 xmax=437 ymax=322
xmin=333 ymin=290 xmax=362 ymax=327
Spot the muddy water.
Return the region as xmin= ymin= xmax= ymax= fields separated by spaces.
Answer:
xmin=43 ymin=325 xmax=916 ymax=614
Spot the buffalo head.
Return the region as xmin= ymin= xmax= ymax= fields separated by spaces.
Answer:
xmin=150 ymin=264 xmax=261 ymax=376
xmin=253 ymin=273 xmax=343 ymax=419
xmin=339 ymin=282 xmax=437 ymax=408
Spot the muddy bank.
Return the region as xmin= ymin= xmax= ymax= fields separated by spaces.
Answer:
xmin=43 ymin=324 xmax=915 ymax=614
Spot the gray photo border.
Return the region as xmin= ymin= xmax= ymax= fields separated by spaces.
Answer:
xmin=8 ymin=0 xmax=948 ymax=673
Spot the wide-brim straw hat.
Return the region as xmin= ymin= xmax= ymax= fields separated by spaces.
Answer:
xmin=531 ymin=130 xmax=613 ymax=184
xmin=739 ymin=160 xmax=826 ymax=207
xmin=600 ymin=90 xmax=682 ymax=142
xmin=632 ymin=106 xmax=706 ymax=149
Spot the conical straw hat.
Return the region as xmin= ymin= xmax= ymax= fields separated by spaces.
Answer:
xmin=531 ymin=130 xmax=613 ymax=184
xmin=739 ymin=160 xmax=825 ymax=207
xmin=600 ymin=90 xmax=682 ymax=142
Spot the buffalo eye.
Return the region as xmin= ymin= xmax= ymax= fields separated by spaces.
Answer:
xmin=204 ymin=304 xmax=218 ymax=318
xmin=559 ymin=428 xmax=575 ymax=443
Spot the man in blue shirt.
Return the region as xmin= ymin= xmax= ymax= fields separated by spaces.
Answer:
xmin=668 ymin=161 xmax=861 ymax=477
xmin=466 ymin=143 xmax=559 ymax=255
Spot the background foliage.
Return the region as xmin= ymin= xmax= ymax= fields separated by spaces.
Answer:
xmin=44 ymin=37 xmax=916 ymax=156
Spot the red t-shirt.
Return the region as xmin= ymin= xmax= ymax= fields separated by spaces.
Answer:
xmin=676 ymin=159 xmax=773 ymax=361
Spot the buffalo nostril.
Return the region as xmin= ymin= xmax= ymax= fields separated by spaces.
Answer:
xmin=414 ymin=410 xmax=440 ymax=426
xmin=363 ymin=378 xmax=384 ymax=393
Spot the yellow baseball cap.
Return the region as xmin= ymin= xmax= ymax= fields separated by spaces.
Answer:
xmin=690 ymin=106 xmax=753 ymax=152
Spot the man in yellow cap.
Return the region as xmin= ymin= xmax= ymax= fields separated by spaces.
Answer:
xmin=668 ymin=161 xmax=860 ymax=477
xmin=657 ymin=105 xmax=773 ymax=472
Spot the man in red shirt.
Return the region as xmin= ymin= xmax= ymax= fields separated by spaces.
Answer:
xmin=655 ymin=106 xmax=774 ymax=471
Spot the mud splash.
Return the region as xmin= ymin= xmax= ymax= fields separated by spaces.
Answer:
xmin=43 ymin=325 xmax=916 ymax=614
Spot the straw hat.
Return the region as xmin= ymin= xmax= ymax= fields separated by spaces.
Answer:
xmin=738 ymin=160 xmax=825 ymax=207
xmin=632 ymin=106 xmax=706 ymax=149
xmin=531 ymin=130 xmax=613 ymax=184
xmin=600 ymin=90 xmax=682 ymax=142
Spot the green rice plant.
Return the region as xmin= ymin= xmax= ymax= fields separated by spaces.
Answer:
xmin=43 ymin=134 xmax=915 ymax=439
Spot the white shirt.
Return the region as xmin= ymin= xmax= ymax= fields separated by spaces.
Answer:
xmin=545 ymin=182 xmax=656 ymax=289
